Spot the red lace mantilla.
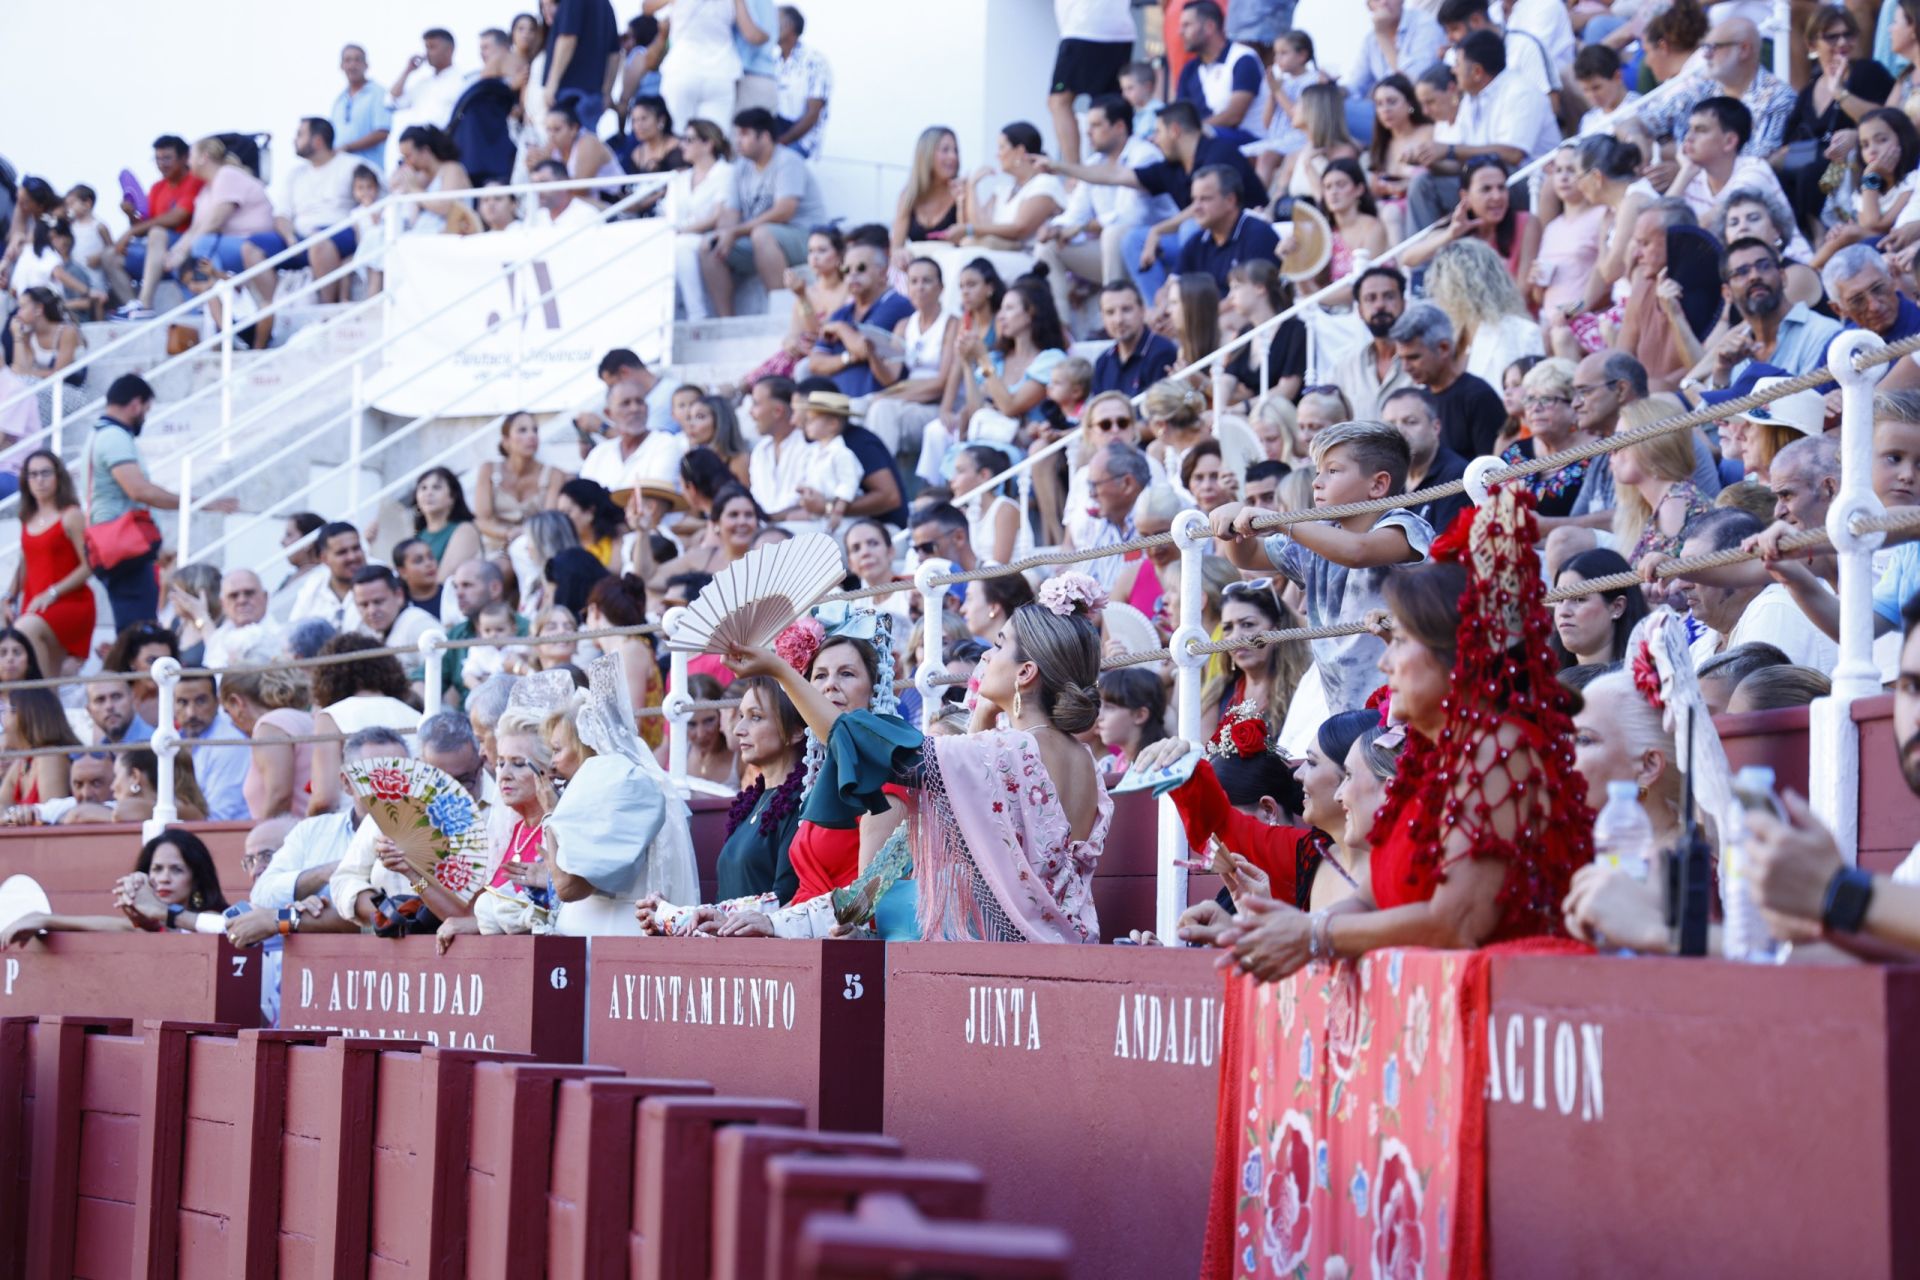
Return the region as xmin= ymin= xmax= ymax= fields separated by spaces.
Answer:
xmin=1371 ymin=487 xmax=1594 ymax=937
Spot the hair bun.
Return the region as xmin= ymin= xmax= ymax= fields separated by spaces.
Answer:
xmin=1048 ymin=679 xmax=1100 ymax=736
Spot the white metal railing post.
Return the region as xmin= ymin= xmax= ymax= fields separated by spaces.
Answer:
xmin=420 ymin=628 xmax=448 ymax=719
xmin=1770 ymin=0 xmax=1793 ymax=77
xmin=349 ymin=362 xmax=366 ymax=524
xmin=218 ymin=282 xmax=236 ymax=460
xmin=382 ymin=201 xmax=401 ymax=342
xmin=1161 ymin=508 xmax=1211 ymax=939
xmin=177 ymin=455 xmax=193 ymax=566
xmin=146 ymin=658 xmax=183 ymax=840
xmin=913 ymin=560 xmax=945 ymax=733
xmin=50 ymin=380 xmax=63 ymax=459
xmin=663 ymin=607 xmax=693 ymax=785
xmin=1812 ymin=331 xmax=1886 ymax=863
xmin=1210 ymin=364 xmax=1234 ymax=426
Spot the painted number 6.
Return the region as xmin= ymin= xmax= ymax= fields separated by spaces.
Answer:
xmin=843 ymin=973 xmax=864 ymax=1000
xmin=550 ymin=967 xmax=569 ymax=990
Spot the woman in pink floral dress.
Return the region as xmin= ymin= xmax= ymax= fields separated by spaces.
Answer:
xmin=715 ymin=572 xmax=1115 ymax=941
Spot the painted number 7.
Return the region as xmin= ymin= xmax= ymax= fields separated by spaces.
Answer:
xmin=230 ymin=956 xmax=248 ymax=978
xmin=843 ymin=973 xmax=864 ymax=1000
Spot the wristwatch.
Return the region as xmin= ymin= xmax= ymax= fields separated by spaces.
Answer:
xmin=1863 ymin=171 xmax=1887 ymax=192
xmin=1821 ymin=865 xmax=1875 ymax=933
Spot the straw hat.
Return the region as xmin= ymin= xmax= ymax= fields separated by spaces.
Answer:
xmin=631 ymin=480 xmax=689 ymax=513
xmin=805 ymin=390 xmax=855 ymax=418
xmin=1278 ymin=201 xmax=1332 ymax=282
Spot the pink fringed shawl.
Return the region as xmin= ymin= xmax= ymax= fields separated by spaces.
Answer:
xmin=913 ymin=729 xmax=1111 ymax=943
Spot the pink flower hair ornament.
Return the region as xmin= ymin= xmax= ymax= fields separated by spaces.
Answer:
xmin=773 ymin=617 xmax=826 ymax=674
xmin=1035 ymin=572 xmax=1109 ymax=621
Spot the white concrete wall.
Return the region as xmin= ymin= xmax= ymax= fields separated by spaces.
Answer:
xmin=0 ymin=0 xmax=1063 ymax=231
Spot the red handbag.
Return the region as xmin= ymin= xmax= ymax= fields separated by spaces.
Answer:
xmin=83 ymin=429 xmax=162 ymax=571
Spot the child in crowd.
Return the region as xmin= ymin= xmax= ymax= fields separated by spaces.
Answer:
xmin=63 ymin=186 xmax=116 ymax=304
xmin=795 ymin=393 xmax=864 ymax=534
xmin=1119 ymin=62 xmax=1163 ymax=141
xmin=1212 ymin=421 xmax=1433 ymax=714
xmin=1096 ymin=667 xmax=1169 ymax=778
xmin=349 ymin=165 xmax=385 ymax=296
xmin=669 ymin=384 xmax=702 ymax=436
xmin=1031 ymin=354 xmax=1094 ymax=544
xmin=45 ymin=221 xmax=106 ymax=320
xmin=1043 ymin=355 xmax=1092 ymax=429
xmin=1573 ymin=45 xmax=1637 ymax=135
xmin=1250 ymin=31 xmax=1316 ymax=184
xmin=460 ymin=600 xmax=522 ymax=690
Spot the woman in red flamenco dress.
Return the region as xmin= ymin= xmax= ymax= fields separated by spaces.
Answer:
xmin=1200 ymin=486 xmax=1595 ymax=1280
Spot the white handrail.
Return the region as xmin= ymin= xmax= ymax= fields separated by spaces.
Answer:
xmin=954 ymin=68 xmax=1699 ymax=515
xmin=0 ymin=171 xmax=674 ymax=512
xmin=165 ymin=179 xmax=666 ymax=498
xmin=238 ymin=276 xmax=670 ymax=578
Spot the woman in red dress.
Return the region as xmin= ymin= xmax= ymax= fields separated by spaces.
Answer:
xmin=1216 ymin=487 xmax=1594 ymax=978
xmin=6 ymin=450 xmax=93 ymax=676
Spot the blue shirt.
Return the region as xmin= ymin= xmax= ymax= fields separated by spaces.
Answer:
xmin=330 ymin=82 xmax=394 ymax=172
xmin=1175 ymin=211 xmax=1281 ymax=290
xmin=841 ymin=424 xmax=910 ymax=527
xmin=1874 ymin=541 xmax=1920 ymax=624
xmin=551 ymin=0 xmax=620 ymax=96
xmin=1175 ymin=44 xmax=1264 ymax=117
xmin=1728 ymin=303 xmax=1844 ymax=383
xmin=1134 ymin=134 xmax=1263 ymax=212
xmin=189 ymin=708 xmax=252 ymax=821
xmin=114 ymin=713 xmax=155 ymax=746
xmin=1344 ymin=8 xmax=1447 ymax=99
xmin=1091 ymin=331 xmax=1178 ymax=398
xmin=815 ymin=290 xmax=917 ymax=397
xmin=736 ymin=0 xmax=779 ymax=76
xmin=1818 ymin=294 xmax=1920 ymax=392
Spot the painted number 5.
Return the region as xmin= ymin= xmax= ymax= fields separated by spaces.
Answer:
xmin=550 ymin=967 xmax=569 ymax=990
xmin=843 ymin=973 xmax=864 ymax=1000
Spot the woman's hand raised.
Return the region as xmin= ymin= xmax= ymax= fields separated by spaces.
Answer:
xmin=721 ymin=644 xmax=784 ymax=681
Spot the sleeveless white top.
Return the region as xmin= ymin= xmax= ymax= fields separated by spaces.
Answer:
xmin=900 ymin=308 xmax=951 ymax=382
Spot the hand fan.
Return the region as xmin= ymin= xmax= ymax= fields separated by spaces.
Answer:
xmin=344 ymin=757 xmax=492 ymax=897
xmin=1112 ymin=747 xmax=1204 ymax=796
xmin=118 ymin=170 xmax=149 ymax=220
xmin=1278 ymin=200 xmax=1332 ymax=283
xmin=1103 ymin=600 xmax=1160 ymax=656
xmin=0 ymin=874 xmax=51 ymax=932
xmin=1214 ymin=415 xmax=1260 ymax=489
xmin=666 ymin=532 xmax=846 ymax=655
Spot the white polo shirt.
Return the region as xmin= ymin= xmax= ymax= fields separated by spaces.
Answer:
xmin=1460 ymin=69 xmax=1561 ymax=161
xmin=580 ymin=430 xmax=688 ymax=492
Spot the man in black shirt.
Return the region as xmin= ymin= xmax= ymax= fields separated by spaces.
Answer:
xmin=1380 ymin=386 xmax=1473 ymax=534
xmin=1173 ymin=165 xmax=1280 ymax=292
xmin=1090 ymin=280 xmax=1178 ymax=396
xmin=1389 ymin=302 xmax=1505 ymax=459
xmin=1042 ymin=101 xmax=1264 ymax=302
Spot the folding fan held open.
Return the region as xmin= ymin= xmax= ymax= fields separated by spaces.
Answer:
xmin=344 ymin=757 xmax=492 ymax=897
xmin=665 ymin=532 xmax=847 ymax=655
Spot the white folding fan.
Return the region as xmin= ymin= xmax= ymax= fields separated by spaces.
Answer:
xmin=665 ymin=531 xmax=846 ymax=655
xmin=1103 ymin=601 xmax=1161 ymax=657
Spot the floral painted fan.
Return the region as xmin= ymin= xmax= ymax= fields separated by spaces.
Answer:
xmin=345 ymin=757 xmax=491 ymax=897
xmin=666 ymin=532 xmax=846 ymax=655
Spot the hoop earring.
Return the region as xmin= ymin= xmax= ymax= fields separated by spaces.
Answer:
xmin=1013 ymin=688 xmax=1024 ymax=720
xmin=130 ymin=780 xmax=142 ymax=794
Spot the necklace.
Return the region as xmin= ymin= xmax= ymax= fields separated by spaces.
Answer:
xmin=507 ymin=817 xmax=545 ymax=863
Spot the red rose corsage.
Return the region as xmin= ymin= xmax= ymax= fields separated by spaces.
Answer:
xmin=1207 ymin=700 xmax=1274 ymax=760
xmin=1630 ymin=638 xmax=1665 ymax=711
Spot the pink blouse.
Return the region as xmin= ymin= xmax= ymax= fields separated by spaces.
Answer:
xmin=245 ymin=707 xmax=315 ymax=819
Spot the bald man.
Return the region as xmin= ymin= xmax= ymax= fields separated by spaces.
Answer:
xmin=205 ymin=567 xmax=286 ymax=667
xmin=1626 ymin=16 xmax=1796 ymax=174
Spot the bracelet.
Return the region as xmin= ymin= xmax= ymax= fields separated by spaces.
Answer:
xmin=1307 ymin=910 xmax=1332 ymax=962
xmin=277 ymin=919 xmax=292 ymax=937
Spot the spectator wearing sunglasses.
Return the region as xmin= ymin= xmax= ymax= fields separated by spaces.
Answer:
xmin=807 ymin=233 xmax=914 ymax=397
xmin=1064 ymin=393 xmax=1170 ymax=549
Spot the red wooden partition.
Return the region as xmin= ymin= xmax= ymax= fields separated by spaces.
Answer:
xmin=0 ymin=933 xmax=260 ymax=1027
xmin=884 ymin=943 xmax=1221 ymax=1280
xmin=1089 ymin=791 xmax=1225 ymax=940
xmin=0 ymin=820 xmax=253 ymax=913
xmin=796 ymin=1192 xmax=1073 ymax=1279
xmin=588 ymin=937 xmax=888 ymax=1129
xmin=1488 ymin=956 xmax=1920 ymax=1278
xmin=279 ymin=933 xmax=587 ymax=1057
xmin=710 ymin=1127 xmax=904 ymax=1280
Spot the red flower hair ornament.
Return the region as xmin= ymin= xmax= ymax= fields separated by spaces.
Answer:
xmin=1208 ymin=700 xmax=1274 ymax=760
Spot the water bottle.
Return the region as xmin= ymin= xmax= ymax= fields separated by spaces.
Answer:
xmin=1722 ymin=765 xmax=1789 ymax=964
xmin=1593 ymin=780 xmax=1655 ymax=884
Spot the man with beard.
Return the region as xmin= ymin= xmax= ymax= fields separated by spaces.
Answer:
xmin=1331 ymin=265 xmax=1414 ymax=421
xmin=1387 ymin=302 xmax=1505 ymax=458
xmin=174 ymin=672 xmax=253 ymax=820
xmin=1691 ymin=239 xmax=1842 ymax=389
xmin=1380 ymin=387 xmax=1471 ymax=534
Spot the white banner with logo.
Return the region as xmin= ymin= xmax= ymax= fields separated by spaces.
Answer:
xmin=368 ymin=218 xmax=674 ymax=417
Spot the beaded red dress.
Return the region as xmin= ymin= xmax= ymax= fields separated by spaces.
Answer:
xmin=1366 ymin=487 xmax=1594 ymax=939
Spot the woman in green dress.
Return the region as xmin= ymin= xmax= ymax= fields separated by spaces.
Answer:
xmin=407 ymin=466 xmax=483 ymax=583
xmin=715 ymin=675 xmax=807 ymax=902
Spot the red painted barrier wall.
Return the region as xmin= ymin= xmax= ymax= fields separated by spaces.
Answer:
xmin=588 ymin=937 xmax=887 ymax=1130
xmin=1487 ymin=954 xmax=1920 ymax=1278
xmin=279 ymin=934 xmax=586 ymax=1057
xmin=0 ymin=821 xmax=252 ymax=914
xmin=1854 ymin=693 xmax=1920 ymax=875
xmin=883 ymin=942 xmax=1222 ymax=1280
xmin=0 ymin=933 xmax=260 ymax=1027
xmin=1093 ymin=790 xmax=1226 ymax=940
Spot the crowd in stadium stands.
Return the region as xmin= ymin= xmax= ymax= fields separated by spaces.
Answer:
xmin=3 ymin=0 xmax=1920 ymax=981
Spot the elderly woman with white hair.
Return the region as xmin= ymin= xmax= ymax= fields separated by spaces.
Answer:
xmin=1496 ymin=358 xmax=1597 ymax=518
xmin=1424 ymin=237 xmax=1546 ymax=387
